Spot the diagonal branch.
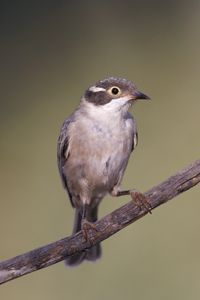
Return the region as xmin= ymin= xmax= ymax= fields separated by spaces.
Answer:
xmin=0 ymin=159 xmax=200 ymax=285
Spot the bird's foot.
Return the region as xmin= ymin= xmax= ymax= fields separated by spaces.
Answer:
xmin=130 ymin=189 xmax=152 ymax=214
xmin=81 ymin=219 xmax=100 ymax=244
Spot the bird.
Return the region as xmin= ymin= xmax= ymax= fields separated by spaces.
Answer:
xmin=57 ymin=77 xmax=150 ymax=266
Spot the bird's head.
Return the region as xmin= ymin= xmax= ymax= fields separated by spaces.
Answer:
xmin=82 ymin=77 xmax=150 ymax=115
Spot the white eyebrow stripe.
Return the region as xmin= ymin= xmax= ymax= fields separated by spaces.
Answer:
xmin=89 ymin=86 xmax=106 ymax=92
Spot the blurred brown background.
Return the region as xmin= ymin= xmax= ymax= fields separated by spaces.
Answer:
xmin=0 ymin=0 xmax=200 ymax=299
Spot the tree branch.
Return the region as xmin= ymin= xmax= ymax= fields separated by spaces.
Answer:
xmin=1 ymin=159 xmax=200 ymax=285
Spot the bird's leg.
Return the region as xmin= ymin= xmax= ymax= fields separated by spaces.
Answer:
xmin=81 ymin=205 xmax=100 ymax=243
xmin=113 ymin=189 xmax=152 ymax=214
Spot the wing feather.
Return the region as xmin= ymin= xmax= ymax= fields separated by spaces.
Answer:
xmin=57 ymin=115 xmax=75 ymax=206
xmin=126 ymin=113 xmax=138 ymax=152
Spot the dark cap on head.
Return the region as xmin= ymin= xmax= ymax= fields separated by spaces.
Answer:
xmin=84 ymin=77 xmax=150 ymax=105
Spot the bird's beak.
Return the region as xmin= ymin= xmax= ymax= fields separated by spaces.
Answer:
xmin=133 ymin=91 xmax=151 ymax=100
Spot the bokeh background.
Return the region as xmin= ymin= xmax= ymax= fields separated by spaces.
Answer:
xmin=1 ymin=0 xmax=200 ymax=299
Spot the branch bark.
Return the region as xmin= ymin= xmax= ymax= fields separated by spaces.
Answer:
xmin=0 ymin=159 xmax=200 ymax=285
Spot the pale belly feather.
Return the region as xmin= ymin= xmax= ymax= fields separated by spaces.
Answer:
xmin=65 ymin=115 xmax=133 ymax=207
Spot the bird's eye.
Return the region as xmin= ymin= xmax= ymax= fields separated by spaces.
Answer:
xmin=108 ymin=86 xmax=121 ymax=96
xmin=111 ymin=87 xmax=119 ymax=95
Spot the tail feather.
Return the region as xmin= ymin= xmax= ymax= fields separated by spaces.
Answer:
xmin=65 ymin=207 xmax=102 ymax=267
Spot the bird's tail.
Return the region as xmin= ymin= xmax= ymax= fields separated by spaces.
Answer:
xmin=65 ymin=206 xmax=102 ymax=267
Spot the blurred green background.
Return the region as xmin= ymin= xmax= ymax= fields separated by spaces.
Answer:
xmin=1 ymin=0 xmax=200 ymax=299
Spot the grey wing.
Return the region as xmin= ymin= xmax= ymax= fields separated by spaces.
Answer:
xmin=57 ymin=115 xmax=74 ymax=206
xmin=127 ymin=113 xmax=138 ymax=152
xmin=131 ymin=129 xmax=138 ymax=152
